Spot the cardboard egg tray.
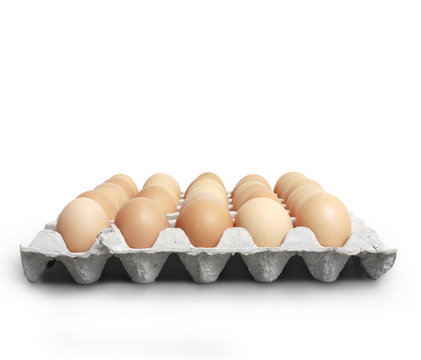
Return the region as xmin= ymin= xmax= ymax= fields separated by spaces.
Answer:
xmin=20 ymin=194 xmax=397 ymax=284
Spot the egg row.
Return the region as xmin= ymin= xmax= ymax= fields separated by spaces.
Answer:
xmin=232 ymin=172 xmax=351 ymax=248
xmin=56 ymin=172 xmax=351 ymax=254
xmin=73 ymin=173 xmax=181 ymax=220
xmin=58 ymin=173 xmax=181 ymax=252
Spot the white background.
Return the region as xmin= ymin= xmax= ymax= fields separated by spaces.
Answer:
xmin=1 ymin=1 xmax=420 ymax=359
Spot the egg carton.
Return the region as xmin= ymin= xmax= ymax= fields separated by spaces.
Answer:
xmin=20 ymin=196 xmax=396 ymax=284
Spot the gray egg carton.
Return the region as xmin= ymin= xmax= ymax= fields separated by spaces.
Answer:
xmin=20 ymin=202 xmax=396 ymax=284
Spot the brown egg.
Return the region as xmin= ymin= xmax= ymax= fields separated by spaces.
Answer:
xmin=286 ymin=185 xmax=324 ymax=217
xmin=186 ymin=178 xmax=226 ymax=195
xmin=181 ymin=192 xmax=225 ymax=210
xmin=274 ymin=172 xmax=305 ymax=195
xmin=284 ymin=178 xmax=323 ymax=202
xmin=106 ymin=177 xmax=136 ymax=199
xmin=115 ymin=197 xmax=169 ymax=248
xmin=186 ymin=183 xmax=229 ymax=205
xmin=136 ymin=186 xmax=178 ymax=214
xmin=185 ymin=173 xmax=226 ymax=195
xmin=198 ymin=172 xmax=225 ymax=189
xmin=144 ymin=183 xmax=179 ymax=206
xmin=95 ymin=182 xmax=129 ymax=210
xmin=296 ymin=193 xmax=351 ymax=247
xmin=232 ymin=180 xmax=268 ymax=202
xmin=77 ymin=190 xmax=118 ymax=220
xmin=57 ymin=198 xmax=110 ymax=252
xmin=176 ymin=199 xmax=233 ymax=247
xmin=232 ymin=174 xmax=271 ymax=197
xmin=235 ymin=198 xmax=293 ymax=247
xmin=232 ymin=181 xmax=269 ymax=210
xmin=186 ymin=178 xmax=227 ymax=199
xmin=143 ymin=173 xmax=180 ymax=201
xmin=109 ymin=174 xmax=138 ymax=195
xmin=275 ymin=173 xmax=307 ymax=199
xmin=239 ymin=190 xmax=281 ymax=209
xmin=184 ymin=180 xmax=198 ymax=196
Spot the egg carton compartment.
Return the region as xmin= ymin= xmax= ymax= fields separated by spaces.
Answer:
xmin=20 ymin=224 xmax=112 ymax=284
xmin=20 ymin=209 xmax=396 ymax=284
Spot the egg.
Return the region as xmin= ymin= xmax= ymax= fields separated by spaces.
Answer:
xmin=185 ymin=174 xmax=226 ymax=195
xmin=234 ymin=198 xmax=293 ymax=247
xmin=56 ymin=198 xmax=110 ymax=252
xmin=295 ymin=193 xmax=351 ymax=247
xmin=144 ymin=183 xmax=179 ymax=206
xmin=198 ymin=172 xmax=225 ymax=189
xmin=109 ymin=174 xmax=138 ymax=195
xmin=106 ymin=176 xmax=136 ymax=199
xmin=286 ymin=185 xmax=324 ymax=217
xmin=232 ymin=181 xmax=269 ymax=210
xmin=186 ymin=182 xmax=229 ymax=205
xmin=239 ymin=189 xmax=281 ymax=209
xmin=186 ymin=178 xmax=227 ymax=199
xmin=184 ymin=178 xmax=228 ymax=201
xmin=136 ymin=186 xmax=178 ymax=214
xmin=143 ymin=173 xmax=180 ymax=201
xmin=284 ymin=178 xmax=323 ymax=202
xmin=275 ymin=172 xmax=307 ymax=199
xmin=114 ymin=197 xmax=169 ymax=248
xmin=274 ymin=172 xmax=305 ymax=195
xmin=181 ymin=192 xmax=225 ymax=209
xmin=232 ymin=180 xmax=268 ymax=202
xmin=77 ymin=190 xmax=117 ymax=220
xmin=95 ymin=182 xmax=129 ymax=210
xmin=232 ymin=174 xmax=271 ymax=197
xmin=176 ymin=198 xmax=233 ymax=247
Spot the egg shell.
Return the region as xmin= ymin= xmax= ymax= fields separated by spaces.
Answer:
xmin=186 ymin=183 xmax=228 ymax=205
xmin=95 ymin=182 xmax=129 ymax=210
xmin=232 ymin=180 xmax=267 ymax=202
xmin=136 ymin=186 xmax=178 ymax=214
xmin=56 ymin=197 xmax=110 ymax=252
xmin=284 ymin=178 xmax=323 ymax=202
xmin=143 ymin=183 xmax=179 ymax=206
xmin=109 ymin=174 xmax=138 ymax=195
xmin=286 ymin=185 xmax=324 ymax=217
xmin=198 ymin=172 xmax=225 ymax=189
xmin=185 ymin=174 xmax=226 ymax=195
xmin=143 ymin=173 xmax=180 ymax=199
xmin=276 ymin=173 xmax=307 ymax=199
xmin=234 ymin=198 xmax=293 ymax=247
xmin=176 ymin=199 xmax=233 ymax=247
xmin=274 ymin=171 xmax=305 ymax=194
xmin=106 ymin=177 xmax=136 ymax=199
xmin=186 ymin=178 xmax=227 ymax=199
xmin=295 ymin=192 xmax=351 ymax=247
xmin=232 ymin=181 xmax=269 ymax=210
xmin=232 ymin=174 xmax=271 ymax=197
xmin=239 ymin=189 xmax=281 ymax=210
xmin=115 ymin=197 xmax=169 ymax=249
xmin=181 ymin=192 xmax=225 ymax=210
xmin=77 ymin=190 xmax=118 ymax=220
xmin=184 ymin=180 xmax=196 ymax=197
